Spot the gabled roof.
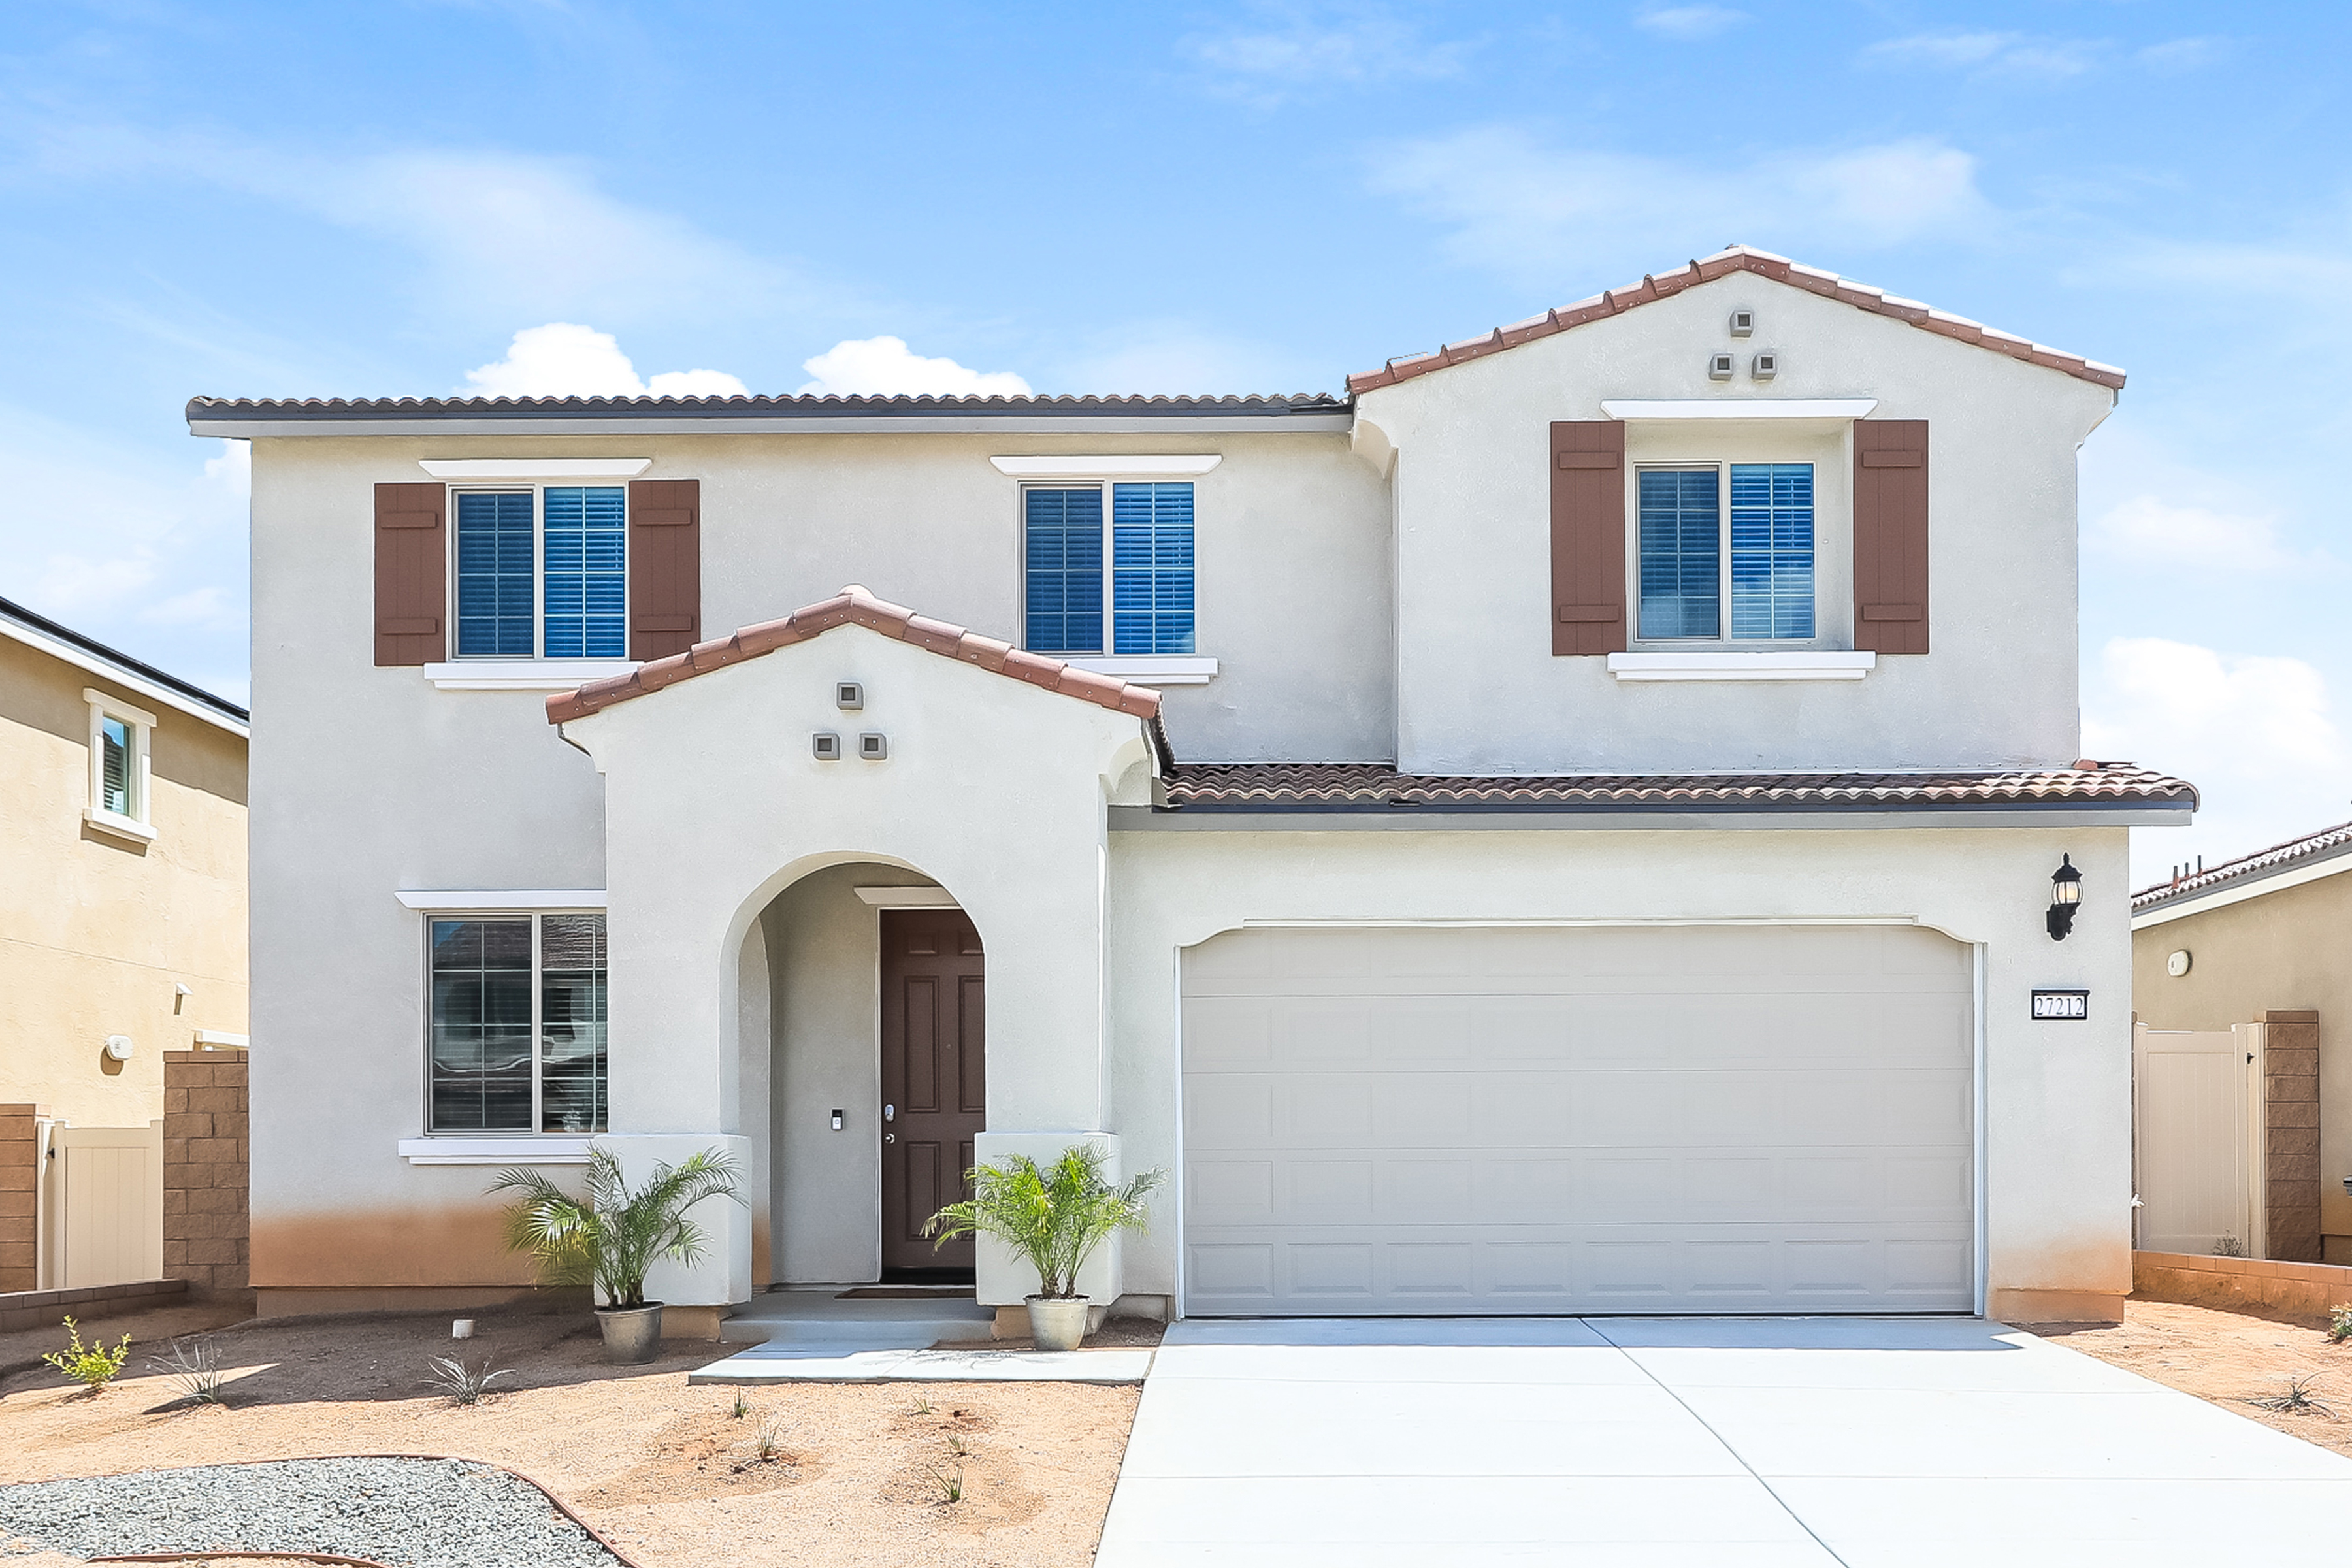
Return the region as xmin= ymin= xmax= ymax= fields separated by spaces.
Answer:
xmin=2132 ymin=820 xmax=2352 ymax=916
xmin=1347 ymin=246 xmax=2127 ymax=397
xmin=0 ymin=595 xmax=249 ymax=737
xmin=544 ymin=585 xmax=1164 ymax=728
xmin=1161 ymin=762 xmax=2193 ymax=815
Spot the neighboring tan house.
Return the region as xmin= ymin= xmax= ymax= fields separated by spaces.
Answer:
xmin=2131 ymin=823 xmax=2352 ymax=1265
xmin=195 ymin=245 xmax=2192 ymax=1331
xmin=0 ymin=595 xmax=249 ymax=1291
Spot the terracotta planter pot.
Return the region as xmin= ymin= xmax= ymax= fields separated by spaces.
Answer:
xmin=1026 ymin=1296 xmax=1090 ymax=1352
xmin=597 ymin=1303 xmax=664 ymax=1364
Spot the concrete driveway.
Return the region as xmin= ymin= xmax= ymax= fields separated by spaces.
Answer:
xmin=1094 ymin=1316 xmax=2352 ymax=1567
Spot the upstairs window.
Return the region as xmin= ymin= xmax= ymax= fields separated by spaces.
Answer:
xmin=453 ymin=486 xmax=628 ymax=659
xmin=427 ymin=912 xmax=608 ymax=1134
xmin=1636 ymin=463 xmax=1814 ymax=642
xmin=1024 ymin=482 xmax=1194 ymax=655
xmin=83 ymin=688 xmax=154 ymax=838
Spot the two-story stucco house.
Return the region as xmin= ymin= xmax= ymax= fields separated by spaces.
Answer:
xmin=196 ymin=247 xmax=2191 ymax=1331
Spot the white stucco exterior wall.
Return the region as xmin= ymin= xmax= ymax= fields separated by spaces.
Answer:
xmin=1359 ymin=272 xmax=2117 ymax=775
xmin=1103 ymin=823 xmax=2136 ymax=1322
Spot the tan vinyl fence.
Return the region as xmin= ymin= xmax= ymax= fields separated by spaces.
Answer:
xmin=2132 ymin=1022 xmax=2264 ymax=1258
xmin=44 ymin=1120 xmax=165 ymax=1289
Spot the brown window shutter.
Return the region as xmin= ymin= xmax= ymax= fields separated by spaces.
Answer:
xmin=628 ymin=478 xmax=701 ymax=661
xmin=1852 ymin=420 xmax=1929 ymax=655
xmin=1550 ymin=421 xmax=1625 ymax=655
xmin=373 ymin=482 xmax=446 ymax=666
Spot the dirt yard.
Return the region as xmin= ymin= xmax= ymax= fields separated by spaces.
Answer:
xmin=0 ymin=1300 xmax=1144 ymax=1568
xmin=2031 ymin=1296 xmax=2352 ymax=1457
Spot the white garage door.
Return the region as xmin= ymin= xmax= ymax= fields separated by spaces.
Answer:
xmin=1181 ymin=924 xmax=1976 ymax=1316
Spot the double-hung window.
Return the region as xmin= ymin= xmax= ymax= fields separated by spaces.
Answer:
xmin=1023 ymin=482 xmax=1195 ymax=655
xmin=427 ymin=913 xmax=608 ymax=1133
xmin=82 ymin=688 xmax=155 ymax=841
xmin=1636 ymin=463 xmax=1815 ymax=642
xmin=453 ymin=487 xmax=628 ymax=659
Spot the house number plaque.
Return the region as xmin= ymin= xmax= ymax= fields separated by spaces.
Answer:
xmin=2031 ymin=989 xmax=2089 ymax=1021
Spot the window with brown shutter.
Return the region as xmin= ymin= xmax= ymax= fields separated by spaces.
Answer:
xmin=374 ymin=482 xmax=446 ymax=666
xmin=627 ymin=478 xmax=700 ymax=661
xmin=1550 ymin=421 xmax=1626 ymax=655
xmin=1852 ymin=419 xmax=1929 ymax=655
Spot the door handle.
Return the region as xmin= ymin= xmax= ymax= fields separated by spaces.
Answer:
xmin=884 ymin=1133 xmax=896 ymax=1144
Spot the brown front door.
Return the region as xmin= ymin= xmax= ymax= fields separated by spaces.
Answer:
xmin=879 ymin=908 xmax=985 ymax=1273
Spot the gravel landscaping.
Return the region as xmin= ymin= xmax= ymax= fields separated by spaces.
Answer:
xmin=0 ymin=1456 xmax=619 ymax=1567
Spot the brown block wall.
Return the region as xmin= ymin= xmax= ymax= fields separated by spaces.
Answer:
xmin=2265 ymin=1011 xmax=2323 ymax=1264
xmin=163 ymin=1049 xmax=249 ymax=1299
xmin=0 ymin=1105 xmax=40 ymax=1292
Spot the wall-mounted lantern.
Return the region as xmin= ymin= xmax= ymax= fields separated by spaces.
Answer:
xmin=2046 ymin=854 xmax=2083 ymax=941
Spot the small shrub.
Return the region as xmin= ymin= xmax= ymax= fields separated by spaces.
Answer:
xmin=909 ymin=1393 xmax=935 ymax=1416
xmin=928 ymin=1463 xmax=965 ymax=1504
xmin=2329 ymin=1305 xmax=2352 ymax=1344
xmin=945 ymin=1435 xmax=972 ymax=1458
xmin=425 ymin=1351 xmax=515 ymax=1405
xmin=2250 ymin=1373 xmax=2335 ymax=1417
xmin=2213 ymin=1235 xmax=2247 ymax=1258
xmin=147 ymin=1337 xmax=227 ymax=1405
xmin=42 ymin=1318 xmax=131 ymax=1393
xmin=734 ymin=1417 xmax=793 ymax=1470
xmin=730 ymin=1389 xmax=751 ymax=1420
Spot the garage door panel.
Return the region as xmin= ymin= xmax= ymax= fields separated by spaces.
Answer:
xmin=1182 ymin=925 xmax=1976 ymax=1315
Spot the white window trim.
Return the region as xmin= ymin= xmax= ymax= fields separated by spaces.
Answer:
xmin=1608 ymin=651 xmax=1877 ymax=682
xmin=990 ymin=455 xmax=1220 ymax=478
xmin=853 ymin=885 xmax=960 ymax=907
xmin=447 ymin=483 xmax=632 ymax=664
xmin=399 ymin=1136 xmax=593 ymax=1166
xmin=421 ymin=459 xmax=651 ymax=479
xmin=83 ymin=688 xmax=156 ymax=841
xmin=1017 ymin=480 xmax=1209 ymax=670
xmin=1601 ymin=399 xmax=1878 ymax=421
xmin=1627 ymin=461 xmax=1831 ymax=652
xmin=397 ymin=889 xmax=608 ymax=910
xmin=422 ymin=659 xmax=637 ymax=691
xmin=1063 ymin=655 xmax=1219 ymax=687
xmin=417 ymin=905 xmax=608 ymax=1140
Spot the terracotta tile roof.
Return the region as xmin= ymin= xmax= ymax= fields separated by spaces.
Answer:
xmin=186 ymin=391 xmax=1347 ymax=422
xmin=544 ymin=585 xmax=1164 ymax=727
xmin=2131 ymin=820 xmax=2352 ymax=911
xmin=1347 ymin=246 xmax=2127 ymax=397
xmin=1160 ymin=762 xmax=2194 ymax=813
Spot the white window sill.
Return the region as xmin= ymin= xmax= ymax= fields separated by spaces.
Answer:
xmin=83 ymin=808 xmax=157 ymax=843
xmin=1062 ymin=655 xmax=1220 ymax=687
xmin=399 ymin=1137 xmax=594 ymax=1166
xmin=1608 ymin=651 xmax=1878 ymax=683
xmin=396 ymin=889 xmax=608 ymax=911
xmin=423 ymin=660 xmax=638 ymax=691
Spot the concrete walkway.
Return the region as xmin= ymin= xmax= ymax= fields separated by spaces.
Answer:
xmin=1094 ymin=1316 xmax=2352 ymax=1567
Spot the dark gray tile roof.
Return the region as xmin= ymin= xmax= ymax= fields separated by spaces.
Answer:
xmin=184 ymin=391 xmax=1348 ymax=423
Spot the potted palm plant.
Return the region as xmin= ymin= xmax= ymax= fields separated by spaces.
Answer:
xmin=491 ymin=1147 xmax=742 ymax=1364
xmin=923 ymin=1145 xmax=1163 ymax=1351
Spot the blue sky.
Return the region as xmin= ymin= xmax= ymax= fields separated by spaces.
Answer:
xmin=3 ymin=1 xmax=2344 ymax=881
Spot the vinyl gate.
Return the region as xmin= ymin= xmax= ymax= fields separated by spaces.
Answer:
xmin=2132 ymin=1024 xmax=2262 ymax=1258
xmin=50 ymin=1122 xmax=165 ymax=1288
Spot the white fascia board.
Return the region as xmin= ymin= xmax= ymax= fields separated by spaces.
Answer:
xmin=988 ymin=455 xmax=1222 ymax=478
xmin=1063 ymin=655 xmax=1219 ymax=687
xmin=424 ymin=659 xmax=636 ymax=691
xmin=395 ymin=889 xmax=609 ymax=910
xmin=1114 ymin=805 xmax=2193 ymax=832
xmin=420 ymin=459 xmax=652 ymax=478
xmin=1601 ymin=399 xmax=1879 ymax=421
xmin=1609 ymin=651 xmax=1876 ymax=682
xmin=0 ymin=619 xmax=248 ymax=738
xmin=2131 ymin=849 xmax=2352 ymax=929
xmin=191 ymin=415 xmax=1354 ymax=438
xmin=853 ymin=886 xmax=960 ymax=907
xmin=399 ymin=1137 xmax=592 ymax=1166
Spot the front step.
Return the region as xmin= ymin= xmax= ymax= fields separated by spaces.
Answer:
xmin=719 ymin=1315 xmax=995 ymax=1347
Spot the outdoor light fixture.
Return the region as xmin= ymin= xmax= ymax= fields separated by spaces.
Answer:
xmin=2046 ymin=854 xmax=2083 ymax=941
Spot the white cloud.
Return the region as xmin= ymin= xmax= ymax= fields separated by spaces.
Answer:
xmin=2085 ymin=637 xmax=2352 ymax=885
xmin=796 ymin=337 xmax=1030 ymax=398
xmin=1861 ymin=31 xmax=2100 ymax=80
xmin=1051 ymin=322 xmax=1328 ymax=396
xmin=2138 ymin=37 xmax=2223 ymax=73
xmin=203 ymin=439 xmax=250 ymax=498
xmin=1184 ymin=4 xmax=1475 ymax=102
xmin=2090 ymin=495 xmax=2298 ymax=574
xmin=462 ymin=323 xmax=749 ymax=399
xmin=1369 ymin=128 xmax=1990 ymax=283
xmin=1633 ymin=5 xmax=1746 ymax=41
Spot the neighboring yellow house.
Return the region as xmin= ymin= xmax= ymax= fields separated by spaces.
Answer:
xmin=0 ymin=595 xmax=248 ymax=1292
